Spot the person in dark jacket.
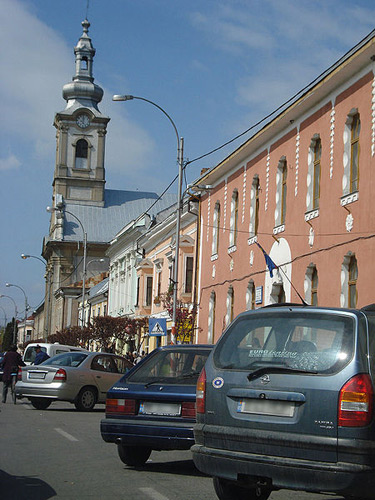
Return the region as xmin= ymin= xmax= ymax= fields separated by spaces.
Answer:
xmin=1 ymin=344 xmax=25 ymax=403
xmin=34 ymin=345 xmax=50 ymax=365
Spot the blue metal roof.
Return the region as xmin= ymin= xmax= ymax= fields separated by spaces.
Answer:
xmin=63 ymin=189 xmax=176 ymax=243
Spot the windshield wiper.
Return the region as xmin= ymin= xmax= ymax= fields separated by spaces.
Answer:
xmin=247 ymin=366 xmax=318 ymax=382
xmin=144 ymin=377 xmax=171 ymax=388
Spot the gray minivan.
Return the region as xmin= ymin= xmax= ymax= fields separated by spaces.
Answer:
xmin=192 ymin=304 xmax=375 ymax=500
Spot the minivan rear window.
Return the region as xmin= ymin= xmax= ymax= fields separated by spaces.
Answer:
xmin=214 ymin=311 xmax=354 ymax=374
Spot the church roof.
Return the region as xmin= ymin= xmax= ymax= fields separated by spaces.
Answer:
xmin=62 ymin=188 xmax=176 ymax=243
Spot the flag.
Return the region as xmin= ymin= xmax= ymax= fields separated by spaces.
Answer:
xmin=256 ymin=242 xmax=278 ymax=278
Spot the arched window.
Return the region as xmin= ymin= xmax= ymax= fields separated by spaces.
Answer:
xmin=281 ymin=161 xmax=287 ymax=225
xmin=246 ymin=281 xmax=255 ymax=310
xmin=75 ymin=139 xmax=88 ymax=169
xmin=313 ymin=139 xmax=321 ymax=210
xmin=208 ymin=291 xmax=216 ymax=343
xmin=348 ymin=255 xmax=358 ymax=308
xmin=249 ymin=176 xmax=260 ymax=238
xmin=229 ymin=190 xmax=239 ymax=248
xmin=350 ymin=113 xmax=360 ymax=193
xmin=212 ymin=202 xmax=221 ymax=256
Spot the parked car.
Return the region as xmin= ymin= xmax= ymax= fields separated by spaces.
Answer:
xmin=101 ymin=344 xmax=213 ymax=466
xmin=192 ymin=304 xmax=375 ymax=500
xmin=23 ymin=342 xmax=89 ymax=365
xmin=16 ymin=351 xmax=133 ymax=411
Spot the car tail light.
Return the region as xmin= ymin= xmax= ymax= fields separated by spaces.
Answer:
xmin=53 ymin=368 xmax=67 ymax=382
xmin=17 ymin=367 xmax=23 ymax=381
xmin=106 ymin=398 xmax=136 ymax=416
xmin=338 ymin=374 xmax=373 ymax=427
xmin=196 ymin=367 xmax=206 ymax=414
xmin=181 ymin=402 xmax=196 ymax=418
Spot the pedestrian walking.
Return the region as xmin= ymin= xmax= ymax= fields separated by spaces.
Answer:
xmin=33 ymin=345 xmax=50 ymax=365
xmin=1 ymin=344 xmax=25 ymax=403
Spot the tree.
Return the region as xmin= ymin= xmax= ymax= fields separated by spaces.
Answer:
xmin=2 ymin=319 xmax=17 ymax=351
xmin=160 ymin=289 xmax=198 ymax=343
xmin=90 ymin=316 xmax=148 ymax=354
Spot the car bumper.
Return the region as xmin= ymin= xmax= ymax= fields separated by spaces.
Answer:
xmin=15 ymin=382 xmax=77 ymax=401
xmin=101 ymin=417 xmax=195 ymax=450
xmin=191 ymin=443 xmax=375 ymax=498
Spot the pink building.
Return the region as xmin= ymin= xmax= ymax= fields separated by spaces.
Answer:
xmin=195 ymin=32 xmax=375 ymax=345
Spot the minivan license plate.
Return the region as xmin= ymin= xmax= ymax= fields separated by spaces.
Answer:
xmin=139 ymin=402 xmax=181 ymax=416
xmin=237 ymin=399 xmax=295 ymax=417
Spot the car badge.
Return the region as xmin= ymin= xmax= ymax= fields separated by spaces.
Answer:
xmin=212 ymin=377 xmax=224 ymax=389
xmin=260 ymin=374 xmax=270 ymax=385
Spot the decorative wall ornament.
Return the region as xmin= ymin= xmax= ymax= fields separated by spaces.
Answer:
xmin=265 ymin=154 xmax=270 ymax=211
xmin=346 ymin=213 xmax=354 ymax=232
xmin=212 ymin=264 xmax=216 ymax=279
xmin=229 ymin=258 xmax=234 ymax=272
xmin=242 ymin=165 xmax=247 ymax=223
xmin=308 ymin=227 xmax=315 ymax=248
xmin=223 ymin=182 xmax=227 ymax=233
xmin=207 ymin=192 xmax=211 ymax=242
xmin=295 ymin=133 xmax=300 ymax=196
xmin=250 ymin=250 xmax=254 ymax=266
xmin=330 ymin=106 xmax=335 ymax=178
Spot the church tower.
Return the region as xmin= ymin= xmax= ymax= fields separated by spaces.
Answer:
xmin=53 ymin=19 xmax=109 ymax=208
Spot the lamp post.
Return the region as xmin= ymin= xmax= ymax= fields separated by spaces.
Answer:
xmin=113 ymin=94 xmax=183 ymax=344
xmin=5 ymin=284 xmax=29 ymax=344
xmin=21 ymin=254 xmax=50 ymax=342
xmin=0 ymin=295 xmax=17 ymax=344
xmin=46 ymin=206 xmax=87 ymax=327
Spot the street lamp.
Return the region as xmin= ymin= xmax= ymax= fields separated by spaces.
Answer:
xmin=0 ymin=295 xmax=17 ymax=344
xmin=113 ymin=94 xmax=184 ymax=344
xmin=21 ymin=253 xmax=50 ymax=342
xmin=46 ymin=206 xmax=87 ymax=327
xmin=5 ymin=284 xmax=29 ymax=344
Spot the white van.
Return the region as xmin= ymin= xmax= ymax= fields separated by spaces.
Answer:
xmin=23 ymin=343 xmax=88 ymax=365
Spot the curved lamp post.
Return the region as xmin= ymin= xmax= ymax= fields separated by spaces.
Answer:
xmin=113 ymin=94 xmax=184 ymax=344
xmin=21 ymin=253 xmax=50 ymax=341
xmin=47 ymin=206 xmax=87 ymax=328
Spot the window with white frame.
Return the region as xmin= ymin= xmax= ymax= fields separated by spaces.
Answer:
xmin=249 ymin=176 xmax=260 ymax=238
xmin=229 ymin=190 xmax=239 ymax=248
xmin=275 ymin=157 xmax=287 ymax=228
xmin=208 ymin=291 xmax=216 ymax=344
xmin=343 ymin=110 xmax=360 ymax=196
xmin=145 ymin=276 xmax=153 ymax=307
xmin=341 ymin=253 xmax=358 ymax=308
xmin=184 ymin=255 xmax=194 ymax=294
xmin=246 ymin=280 xmax=255 ymax=310
xmin=305 ymin=264 xmax=318 ymax=306
xmin=226 ymin=286 xmax=234 ymax=325
xmin=212 ymin=201 xmax=221 ymax=256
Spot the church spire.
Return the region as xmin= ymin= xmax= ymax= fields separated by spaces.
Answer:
xmin=62 ymin=19 xmax=103 ymax=110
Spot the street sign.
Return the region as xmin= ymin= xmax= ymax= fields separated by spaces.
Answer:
xmin=149 ymin=318 xmax=167 ymax=336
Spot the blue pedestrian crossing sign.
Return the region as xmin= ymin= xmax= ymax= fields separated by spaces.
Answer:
xmin=149 ymin=318 xmax=167 ymax=336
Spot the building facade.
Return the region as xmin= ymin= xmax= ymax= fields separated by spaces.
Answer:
xmin=195 ymin=32 xmax=375 ymax=344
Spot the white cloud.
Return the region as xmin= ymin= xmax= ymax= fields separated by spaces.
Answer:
xmin=0 ymin=154 xmax=21 ymax=171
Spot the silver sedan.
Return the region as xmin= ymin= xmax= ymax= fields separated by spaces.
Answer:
xmin=16 ymin=351 xmax=133 ymax=411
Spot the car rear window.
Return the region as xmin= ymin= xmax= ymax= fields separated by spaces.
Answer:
xmin=127 ymin=348 xmax=210 ymax=385
xmin=42 ymin=352 xmax=87 ymax=367
xmin=214 ymin=311 xmax=355 ymax=374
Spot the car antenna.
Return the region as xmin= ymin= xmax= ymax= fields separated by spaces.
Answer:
xmin=277 ymin=265 xmax=308 ymax=306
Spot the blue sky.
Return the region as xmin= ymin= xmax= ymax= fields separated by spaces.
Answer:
xmin=1 ymin=0 xmax=375 ymax=324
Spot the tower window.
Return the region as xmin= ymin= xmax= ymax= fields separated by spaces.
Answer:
xmin=81 ymin=56 xmax=88 ymax=70
xmin=75 ymin=139 xmax=88 ymax=169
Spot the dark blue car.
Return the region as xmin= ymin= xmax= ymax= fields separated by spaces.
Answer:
xmin=100 ymin=344 xmax=213 ymax=466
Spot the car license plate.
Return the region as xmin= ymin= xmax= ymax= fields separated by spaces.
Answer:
xmin=237 ymin=399 xmax=295 ymax=417
xmin=139 ymin=402 xmax=181 ymax=416
xmin=28 ymin=372 xmax=46 ymax=380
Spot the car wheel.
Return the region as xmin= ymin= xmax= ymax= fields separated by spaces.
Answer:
xmin=29 ymin=398 xmax=52 ymax=410
xmin=117 ymin=444 xmax=152 ymax=466
xmin=74 ymin=387 xmax=97 ymax=411
xmin=213 ymin=477 xmax=271 ymax=500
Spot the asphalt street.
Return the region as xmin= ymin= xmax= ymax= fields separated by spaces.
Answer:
xmin=0 ymin=399 xmax=349 ymax=500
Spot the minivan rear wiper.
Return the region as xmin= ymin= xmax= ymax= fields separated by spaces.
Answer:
xmin=247 ymin=366 xmax=318 ymax=381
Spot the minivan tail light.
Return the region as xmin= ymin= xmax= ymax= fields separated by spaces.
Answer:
xmin=338 ymin=374 xmax=373 ymax=427
xmin=196 ymin=368 xmax=206 ymax=414
xmin=106 ymin=398 xmax=136 ymax=416
xmin=53 ymin=368 xmax=67 ymax=382
xmin=181 ymin=402 xmax=196 ymax=418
